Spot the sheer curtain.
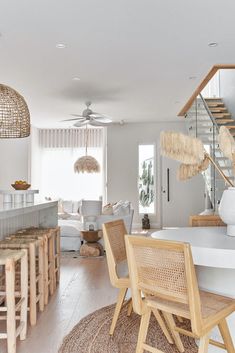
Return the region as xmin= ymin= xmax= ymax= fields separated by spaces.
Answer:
xmin=32 ymin=128 xmax=105 ymax=201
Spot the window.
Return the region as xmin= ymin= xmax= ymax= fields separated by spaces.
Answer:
xmin=40 ymin=147 xmax=103 ymax=201
xmin=138 ymin=144 xmax=155 ymax=214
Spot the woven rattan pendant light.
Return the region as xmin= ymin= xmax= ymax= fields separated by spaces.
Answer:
xmin=0 ymin=84 xmax=30 ymax=138
xmin=74 ymin=126 xmax=100 ymax=173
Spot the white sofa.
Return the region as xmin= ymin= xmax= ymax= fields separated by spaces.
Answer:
xmin=58 ymin=200 xmax=134 ymax=251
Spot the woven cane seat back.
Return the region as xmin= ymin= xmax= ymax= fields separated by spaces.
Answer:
xmin=103 ymin=220 xmax=127 ymax=264
xmin=133 ymin=244 xmax=188 ymax=304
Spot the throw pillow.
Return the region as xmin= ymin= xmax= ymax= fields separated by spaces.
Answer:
xmin=102 ymin=203 xmax=113 ymax=215
xmin=113 ymin=200 xmax=130 ymax=216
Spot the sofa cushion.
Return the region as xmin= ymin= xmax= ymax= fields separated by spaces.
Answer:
xmin=62 ymin=200 xmax=73 ymax=213
xmin=102 ymin=203 xmax=113 ymax=215
xmin=113 ymin=200 xmax=130 ymax=216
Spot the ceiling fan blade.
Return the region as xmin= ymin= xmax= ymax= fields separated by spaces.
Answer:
xmin=73 ymin=120 xmax=89 ymax=127
xmin=71 ymin=114 xmax=86 ymax=118
xmin=61 ymin=117 xmax=86 ymax=122
xmin=89 ymin=119 xmax=111 ymax=127
xmin=91 ymin=112 xmax=112 ymax=119
xmin=91 ymin=117 xmax=112 ymax=124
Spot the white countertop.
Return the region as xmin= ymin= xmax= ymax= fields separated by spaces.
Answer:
xmin=151 ymin=227 xmax=235 ymax=269
xmin=0 ymin=189 xmax=39 ymax=194
xmin=0 ymin=200 xmax=58 ymax=219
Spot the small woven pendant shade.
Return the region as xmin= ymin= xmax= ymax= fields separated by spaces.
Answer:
xmin=74 ymin=125 xmax=100 ymax=173
xmin=74 ymin=155 xmax=100 ymax=173
xmin=0 ymin=84 xmax=30 ymax=138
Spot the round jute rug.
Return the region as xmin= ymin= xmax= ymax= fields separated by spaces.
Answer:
xmin=59 ymin=304 xmax=197 ymax=353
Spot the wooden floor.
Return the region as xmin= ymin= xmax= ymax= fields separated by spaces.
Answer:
xmin=0 ymin=255 xmax=118 ymax=353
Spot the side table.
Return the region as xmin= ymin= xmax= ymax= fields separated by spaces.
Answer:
xmin=80 ymin=230 xmax=104 ymax=257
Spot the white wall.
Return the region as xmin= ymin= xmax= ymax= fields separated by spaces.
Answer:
xmin=0 ymin=123 xmax=205 ymax=229
xmin=219 ymin=69 xmax=235 ymax=119
xmin=0 ymin=137 xmax=30 ymax=190
xmin=107 ymin=122 xmax=205 ymax=228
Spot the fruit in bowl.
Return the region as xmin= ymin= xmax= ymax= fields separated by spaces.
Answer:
xmin=11 ymin=180 xmax=31 ymax=190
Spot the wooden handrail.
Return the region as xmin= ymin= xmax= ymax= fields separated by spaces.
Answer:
xmin=178 ymin=64 xmax=235 ymax=116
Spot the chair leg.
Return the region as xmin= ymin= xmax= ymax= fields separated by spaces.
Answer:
xmin=29 ymin=243 xmax=37 ymax=326
xmin=163 ymin=312 xmax=184 ymax=353
xmin=218 ymin=319 xmax=235 ymax=353
xmin=109 ymin=288 xmax=127 ymax=335
xmin=127 ymin=299 xmax=132 ymax=317
xmin=136 ymin=307 xmax=151 ymax=353
xmin=6 ymin=259 xmax=16 ymax=353
xmin=38 ymin=242 xmax=44 ymax=312
xmin=198 ymin=333 xmax=210 ymax=353
xmin=152 ymin=309 xmax=174 ymax=344
xmin=20 ymin=250 xmax=28 ymax=340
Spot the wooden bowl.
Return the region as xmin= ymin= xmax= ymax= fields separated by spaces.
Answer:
xmin=11 ymin=183 xmax=31 ymax=190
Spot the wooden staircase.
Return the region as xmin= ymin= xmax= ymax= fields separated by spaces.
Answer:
xmin=205 ymin=98 xmax=235 ymax=135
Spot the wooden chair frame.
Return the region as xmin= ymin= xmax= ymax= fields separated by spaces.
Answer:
xmin=0 ymin=249 xmax=28 ymax=353
xmin=103 ymin=220 xmax=174 ymax=345
xmin=125 ymin=235 xmax=235 ymax=353
xmin=0 ymin=238 xmax=44 ymax=326
xmin=102 ymin=220 xmax=131 ymax=335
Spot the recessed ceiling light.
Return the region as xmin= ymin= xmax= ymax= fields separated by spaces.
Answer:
xmin=56 ymin=43 xmax=66 ymax=49
xmin=189 ymin=76 xmax=196 ymax=80
xmin=72 ymin=77 xmax=81 ymax=81
xmin=208 ymin=42 xmax=218 ymax=47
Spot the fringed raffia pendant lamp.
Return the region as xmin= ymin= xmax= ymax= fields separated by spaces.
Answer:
xmin=74 ymin=126 xmax=100 ymax=173
xmin=0 ymin=84 xmax=30 ymax=138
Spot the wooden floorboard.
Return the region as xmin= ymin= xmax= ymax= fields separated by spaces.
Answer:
xmin=0 ymin=256 xmax=118 ymax=353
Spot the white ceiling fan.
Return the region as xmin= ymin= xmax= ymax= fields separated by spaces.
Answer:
xmin=62 ymin=101 xmax=113 ymax=127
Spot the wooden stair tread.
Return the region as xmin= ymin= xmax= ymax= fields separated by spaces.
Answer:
xmin=224 ymin=126 xmax=235 ymax=130
xmin=207 ymin=102 xmax=224 ymax=107
xmin=210 ymin=107 xmax=227 ymax=112
xmin=205 ymin=97 xmax=222 ymax=100
xmin=212 ymin=113 xmax=231 ymax=117
xmin=216 ymin=119 xmax=234 ymax=124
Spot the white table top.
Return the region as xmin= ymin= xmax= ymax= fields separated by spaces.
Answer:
xmin=151 ymin=227 xmax=235 ymax=269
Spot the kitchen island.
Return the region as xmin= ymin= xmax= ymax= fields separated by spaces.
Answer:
xmin=0 ymin=200 xmax=58 ymax=239
xmin=152 ymin=227 xmax=235 ymax=352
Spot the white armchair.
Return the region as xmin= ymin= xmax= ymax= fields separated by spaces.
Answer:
xmin=80 ymin=200 xmax=134 ymax=233
xmin=59 ymin=199 xmax=134 ymax=251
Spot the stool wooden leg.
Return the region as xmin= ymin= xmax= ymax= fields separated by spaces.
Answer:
xmin=6 ymin=258 xmax=16 ymax=353
xmin=48 ymin=236 xmax=55 ymax=295
xmin=43 ymin=237 xmax=49 ymax=305
xmin=152 ymin=309 xmax=174 ymax=344
xmin=29 ymin=243 xmax=37 ymax=326
xmin=20 ymin=250 xmax=28 ymax=340
xmin=38 ymin=242 xmax=44 ymax=312
xmin=56 ymin=229 xmax=60 ymax=283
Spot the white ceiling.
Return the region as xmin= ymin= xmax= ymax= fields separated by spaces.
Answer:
xmin=0 ymin=0 xmax=235 ymax=127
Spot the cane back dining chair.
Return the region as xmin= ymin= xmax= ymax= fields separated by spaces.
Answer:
xmin=102 ymin=220 xmax=174 ymax=344
xmin=125 ymin=235 xmax=235 ymax=353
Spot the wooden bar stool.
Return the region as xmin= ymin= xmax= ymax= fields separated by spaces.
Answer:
xmin=0 ymin=249 xmax=28 ymax=353
xmin=0 ymin=238 xmax=44 ymax=326
xmin=17 ymin=227 xmax=60 ymax=288
xmin=9 ymin=231 xmax=51 ymax=305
